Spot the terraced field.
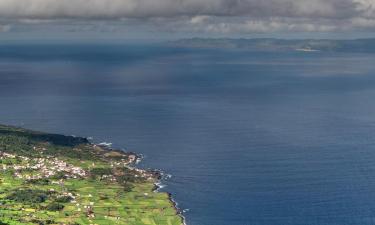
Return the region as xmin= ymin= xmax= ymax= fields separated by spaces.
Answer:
xmin=0 ymin=125 xmax=183 ymax=225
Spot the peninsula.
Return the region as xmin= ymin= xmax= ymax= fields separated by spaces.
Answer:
xmin=169 ymin=38 xmax=375 ymax=53
xmin=0 ymin=124 xmax=183 ymax=225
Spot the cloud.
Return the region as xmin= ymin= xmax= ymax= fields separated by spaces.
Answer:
xmin=190 ymin=16 xmax=211 ymax=25
xmin=0 ymin=0 xmax=365 ymax=19
xmin=0 ymin=0 xmax=374 ymax=34
xmin=180 ymin=17 xmax=340 ymax=33
xmin=0 ymin=24 xmax=11 ymax=32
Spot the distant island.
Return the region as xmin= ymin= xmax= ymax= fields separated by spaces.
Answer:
xmin=168 ymin=38 xmax=375 ymax=53
xmin=0 ymin=125 xmax=184 ymax=225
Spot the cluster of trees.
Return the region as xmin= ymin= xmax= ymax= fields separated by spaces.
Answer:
xmin=0 ymin=126 xmax=139 ymax=171
xmin=0 ymin=125 xmax=88 ymax=147
xmin=25 ymin=178 xmax=50 ymax=185
xmin=0 ymin=135 xmax=33 ymax=156
xmin=55 ymin=196 xmax=73 ymax=203
xmin=0 ymin=127 xmax=100 ymax=161
xmin=0 ymin=158 xmax=20 ymax=165
xmin=6 ymin=189 xmax=49 ymax=204
xmin=121 ymin=167 xmax=147 ymax=183
xmin=43 ymin=145 xmax=100 ymax=161
xmin=51 ymin=171 xmax=67 ymax=180
xmin=6 ymin=189 xmax=67 ymax=211
xmin=115 ymin=168 xmax=148 ymax=192
xmin=89 ymin=167 xmax=112 ymax=179
xmin=89 ymin=167 xmax=149 ymax=192
xmin=45 ymin=202 xmax=64 ymax=211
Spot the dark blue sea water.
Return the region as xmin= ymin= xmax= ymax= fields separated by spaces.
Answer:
xmin=2 ymin=42 xmax=375 ymax=225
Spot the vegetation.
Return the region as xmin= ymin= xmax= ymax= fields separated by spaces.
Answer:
xmin=46 ymin=202 xmax=65 ymax=211
xmin=55 ymin=196 xmax=73 ymax=203
xmin=0 ymin=124 xmax=183 ymax=225
xmin=89 ymin=167 xmax=112 ymax=178
xmin=6 ymin=189 xmax=49 ymax=204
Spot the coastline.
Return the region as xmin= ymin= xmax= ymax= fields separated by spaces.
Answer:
xmin=153 ymin=170 xmax=187 ymax=225
xmin=97 ymin=142 xmax=186 ymax=225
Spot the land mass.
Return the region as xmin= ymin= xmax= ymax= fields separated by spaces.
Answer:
xmin=0 ymin=124 xmax=183 ymax=225
xmin=168 ymin=38 xmax=375 ymax=53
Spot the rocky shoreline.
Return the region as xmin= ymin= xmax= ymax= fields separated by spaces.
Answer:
xmin=95 ymin=142 xmax=186 ymax=224
xmin=153 ymin=170 xmax=187 ymax=225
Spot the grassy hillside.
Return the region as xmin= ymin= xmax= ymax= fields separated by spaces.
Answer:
xmin=0 ymin=125 xmax=183 ymax=225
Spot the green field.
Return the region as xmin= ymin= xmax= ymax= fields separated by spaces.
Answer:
xmin=0 ymin=125 xmax=183 ymax=225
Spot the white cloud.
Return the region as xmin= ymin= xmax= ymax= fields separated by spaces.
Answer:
xmin=0 ymin=0 xmax=375 ymax=34
xmin=351 ymin=17 xmax=375 ymax=27
xmin=0 ymin=0 xmax=362 ymax=19
xmin=190 ymin=18 xmax=339 ymax=34
xmin=190 ymin=16 xmax=211 ymax=25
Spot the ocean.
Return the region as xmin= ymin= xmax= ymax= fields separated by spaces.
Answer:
xmin=1 ymin=42 xmax=375 ymax=225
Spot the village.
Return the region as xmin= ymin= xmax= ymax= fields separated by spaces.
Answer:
xmin=0 ymin=151 xmax=87 ymax=180
xmin=0 ymin=146 xmax=153 ymax=183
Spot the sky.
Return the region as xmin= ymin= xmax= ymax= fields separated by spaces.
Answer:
xmin=0 ymin=0 xmax=375 ymax=40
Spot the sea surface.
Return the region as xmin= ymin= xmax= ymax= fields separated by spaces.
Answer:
xmin=2 ymin=42 xmax=375 ymax=225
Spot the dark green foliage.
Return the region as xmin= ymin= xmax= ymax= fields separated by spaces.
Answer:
xmin=25 ymin=178 xmax=50 ymax=185
xmin=0 ymin=125 xmax=88 ymax=147
xmin=0 ymin=135 xmax=33 ymax=156
xmin=116 ymin=174 xmax=136 ymax=192
xmin=117 ymin=174 xmax=137 ymax=184
xmin=99 ymin=195 xmax=109 ymax=200
xmin=46 ymin=202 xmax=65 ymax=211
xmin=0 ymin=158 xmax=19 ymax=165
xmin=6 ymin=189 xmax=49 ymax=204
xmin=30 ymin=219 xmax=55 ymax=225
xmin=0 ymin=125 xmax=134 ymax=163
xmin=51 ymin=171 xmax=67 ymax=180
xmin=119 ymin=167 xmax=146 ymax=183
xmin=43 ymin=145 xmax=100 ymax=161
xmin=0 ymin=125 xmax=97 ymax=161
xmin=122 ymin=183 xmax=134 ymax=192
xmin=55 ymin=196 xmax=73 ymax=203
xmin=114 ymin=167 xmax=146 ymax=192
xmin=90 ymin=167 xmax=112 ymax=178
